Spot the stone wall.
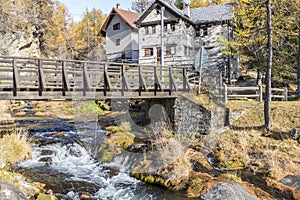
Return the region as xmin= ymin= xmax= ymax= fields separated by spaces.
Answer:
xmin=173 ymin=95 xmax=211 ymax=135
xmin=105 ymin=94 xmax=228 ymax=136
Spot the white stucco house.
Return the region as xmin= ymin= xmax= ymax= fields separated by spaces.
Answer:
xmin=100 ymin=5 xmax=139 ymax=62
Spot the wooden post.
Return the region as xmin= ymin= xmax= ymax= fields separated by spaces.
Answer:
xmin=121 ymin=64 xmax=125 ymax=96
xmin=169 ymin=67 xmax=172 ymax=95
xmin=224 ymin=83 xmax=228 ymax=104
xmin=138 ymin=65 xmax=143 ymax=96
xmin=62 ymin=61 xmax=70 ymax=96
xmin=38 ymin=59 xmax=45 ymax=96
xmin=258 ymin=84 xmax=263 ymax=102
xmin=12 ymin=59 xmax=20 ymax=97
xmin=154 ymin=66 xmax=158 ymax=96
xmin=104 ymin=64 xmax=111 ymax=96
xmin=82 ymin=62 xmax=91 ymax=96
xmin=283 ymin=87 xmax=288 ymax=101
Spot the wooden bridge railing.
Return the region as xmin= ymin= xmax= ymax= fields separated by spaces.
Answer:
xmin=0 ymin=56 xmax=192 ymax=100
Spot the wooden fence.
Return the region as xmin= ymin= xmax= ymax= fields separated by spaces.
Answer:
xmin=224 ymin=84 xmax=298 ymax=103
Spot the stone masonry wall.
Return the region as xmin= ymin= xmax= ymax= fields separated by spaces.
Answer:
xmin=173 ymin=95 xmax=211 ymax=135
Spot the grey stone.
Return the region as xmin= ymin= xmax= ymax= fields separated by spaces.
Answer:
xmin=201 ymin=182 xmax=257 ymax=200
xmin=279 ymin=175 xmax=300 ymax=192
xmin=0 ymin=180 xmax=27 ymax=200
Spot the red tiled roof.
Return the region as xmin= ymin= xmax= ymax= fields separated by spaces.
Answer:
xmin=100 ymin=8 xmax=139 ymax=35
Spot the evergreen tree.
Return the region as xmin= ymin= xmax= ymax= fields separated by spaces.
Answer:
xmin=175 ymin=0 xmax=184 ymax=9
xmin=190 ymin=0 xmax=210 ymax=8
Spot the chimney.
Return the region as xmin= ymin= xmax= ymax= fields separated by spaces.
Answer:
xmin=116 ymin=3 xmax=120 ymax=9
xmin=184 ymin=3 xmax=190 ymax=17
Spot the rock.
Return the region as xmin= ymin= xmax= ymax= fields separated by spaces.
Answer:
xmin=291 ymin=128 xmax=299 ymax=140
xmin=0 ymin=180 xmax=27 ymax=200
xmin=80 ymin=193 xmax=91 ymax=199
xmin=279 ymin=175 xmax=300 ymax=192
xmin=96 ymin=131 xmax=135 ymax=162
xmin=201 ymin=182 xmax=258 ymax=200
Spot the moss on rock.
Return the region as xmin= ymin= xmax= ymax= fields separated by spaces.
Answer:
xmin=97 ymin=122 xmax=135 ymax=162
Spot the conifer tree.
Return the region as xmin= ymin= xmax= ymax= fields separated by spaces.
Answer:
xmin=190 ymin=0 xmax=210 ymax=8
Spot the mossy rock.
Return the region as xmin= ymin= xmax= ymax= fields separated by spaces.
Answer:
xmin=14 ymin=112 xmax=26 ymax=117
xmin=186 ymin=171 xmax=224 ymax=198
xmin=34 ymin=112 xmax=46 ymax=117
xmin=97 ymin=131 xmax=135 ymax=162
xmin=37 ymin=193 xmax=58 ymax=200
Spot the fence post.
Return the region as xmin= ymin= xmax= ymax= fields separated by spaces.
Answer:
xmin=258 ymin=84 xmax=263 ymax=102
xmin=283 ymin=87 xmax=288 ymax=101
xmin=224 ymin=83 xmax=227 ymax=104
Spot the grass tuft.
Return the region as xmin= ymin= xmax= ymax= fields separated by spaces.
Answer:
xmin=0 ymin=129 xmax=32 ymax=166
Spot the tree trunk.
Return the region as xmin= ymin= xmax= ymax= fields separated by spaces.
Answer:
xmin=297 ymin=26 xmax=300 ymax=98
xmin=264 ymin=0 xmax=272 ymax=130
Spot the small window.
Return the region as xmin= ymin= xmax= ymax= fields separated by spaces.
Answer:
xmin=164 ymin=24 xmax=168 ymax=32
xmin=196 ymin=27 xmax=208 ymax=37
xmin=171 ymin=23 xmax=176 ymax=32
xmin=152 ymin=26 xmax=156 ymax=34
xmin=196 ymin=28 xmax=200 ymax=37
xmin=113 ymin=23 xmax=120 ymax=30
xmin=166 ymin=46 xmax=175 ymax=55
xmin=184 ymin=46 xmax=188 ymax=56
xmin=144 ymin=48 xmax=153 ymax=57
xmin=116 ymin=39 xmax=120 ymax=46
xmin=145 ymin=26 xmax=149 ymax=34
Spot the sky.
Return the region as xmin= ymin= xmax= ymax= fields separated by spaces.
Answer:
xmin=59 ymin=0 xmax=133 ymax=21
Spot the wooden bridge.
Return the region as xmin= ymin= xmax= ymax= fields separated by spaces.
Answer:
xmin=0 ymin=56 xmax=192 ymax=100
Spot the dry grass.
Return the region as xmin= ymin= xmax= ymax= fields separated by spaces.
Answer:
xmin=0 ymin=129 xmax=32 ymax=165
xmin=212 ymin=100 xmax=300 ymax=180
xmin=0 ymin=100 xmax=13 ymax=123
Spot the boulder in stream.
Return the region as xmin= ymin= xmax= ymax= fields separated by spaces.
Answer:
xmin=200 ymin=181 xmax=258 ymax=200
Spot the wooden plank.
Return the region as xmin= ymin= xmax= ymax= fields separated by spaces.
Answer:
xmin=228 ymin=94 xmax=259 ymax=98
xmin=227 ymin=87 xmax=258 ymax=91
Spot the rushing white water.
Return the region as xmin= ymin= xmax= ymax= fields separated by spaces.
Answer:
xmin=19 ymin=131 xmax=143 ymax=200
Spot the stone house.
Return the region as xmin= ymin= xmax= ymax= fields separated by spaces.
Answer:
xmin=101 ymin=1 xmax=238 ymax=81
xmin=100 ymin=5 xmax=139 ymax=62
xmin=135 ymin=0 xmax=238 ymax=80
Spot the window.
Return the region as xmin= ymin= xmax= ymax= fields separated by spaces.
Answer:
xmin=152 ymin=26 xmax=156 ymax=34
xmin=171 ymin=23 xmax=176 ymax=32
xmin=145 ymin=26 xmax=149 ymax=34
xmin=164 ymin=24 xmax=168 ymax=32
xmin=166 ymin=46 xmax=175 ymax=55
xmin=144 ymin=48 xmax=153 ymax=57
xmin=113 ymin=23 xmax=120 ymax=30
xmin=196 ymin=28 xmax=200 ymax=37
xmin=196 ymin=27 xmax=208 ymax=37
xmin=116 ymin=39 xmax=120 ymax=46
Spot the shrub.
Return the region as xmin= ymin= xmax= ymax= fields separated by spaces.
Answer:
xmin=0 ymin=129 xmax=32 ymax=166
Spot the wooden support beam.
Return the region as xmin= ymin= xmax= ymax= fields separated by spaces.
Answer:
xmin=121 ymin=64 xmax=129 ymax=96
xmin=154 ymin=66 xmax=162 ymax=96
xmin=12 ymin=59 xmax=20 ymax=96
xmin=38 ymin=59 xmax=46 ymax=96
xmin=138 ymin=65 xmax=147 ymax=96
xmin=104 ymin=64 xmax=112 ymax=96
xmin=169 ymin=67 xmax=178 ymax=95
xmin=83 ymin=62 xmax=91 ymax=96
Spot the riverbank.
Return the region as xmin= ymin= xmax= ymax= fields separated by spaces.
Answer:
xmin=1 ymin=99 xmax=299 ymax=199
